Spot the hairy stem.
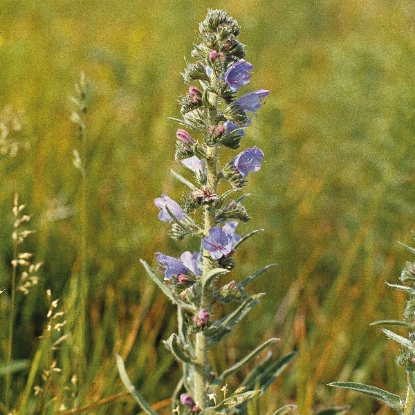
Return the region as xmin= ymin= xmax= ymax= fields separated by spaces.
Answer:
xmin=404 ymin=373 xmax=415 ymax=415
xmin=194 ymin=143 xmax=218 ymax=409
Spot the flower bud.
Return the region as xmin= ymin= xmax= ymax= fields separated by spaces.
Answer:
xmin=176 ymin=129 xmax=194 ymax=144
xmin=193 ymin=309 xmax=210 ymax=327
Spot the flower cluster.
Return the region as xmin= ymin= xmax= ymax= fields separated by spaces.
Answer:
xmin=138 ymin=10 xmax=285 ymax=414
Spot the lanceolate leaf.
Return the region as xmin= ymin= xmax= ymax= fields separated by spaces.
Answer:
xmin=328 ymin=382 xmax=404 ymax=411
xmin=385 ymin=282 xmax=414 ymax=293
xmin=204 ymin=294 xmax=264 ymax=345
xmin=170 ymin=168 xmax=198 ymax=191
xmin=381 ymin=328 xmax=415 ymax=352
xmin=370 ymin=319 xmax=410 ymax=327
xmin=241 ymin=351 xmax=298 ymax=393
xmin=219 ymin=338 xmax=279 ymax=381
xmin=140 ymin=260 xmax=196 ymax=312
xmin=165 ymin=333 xmax=193 ymax=364
xmin=271 ymin=405 xmax=298 ymax=415
xmin=200 ymin=267 xmax=229 ymax=288
xmin=234 ymin=228 xmax=264 ymax=250
xmin=239 ymin=263 xmax=278 ymax=289
xmin=115 ymin=354 xmax=159 ymax=415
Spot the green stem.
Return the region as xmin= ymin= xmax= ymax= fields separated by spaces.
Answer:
xmin=194 ymin=143 xmax=218 ymax=409
xmin=404 ymin=373 xmax=415 ymax=415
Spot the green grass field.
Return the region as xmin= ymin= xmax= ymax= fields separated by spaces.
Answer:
xmin=1 ymin=1 xmax=415 ymax=413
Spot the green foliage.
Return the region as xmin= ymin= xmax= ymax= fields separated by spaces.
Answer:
xmin=1 ymin=0 xmax=415 ymax=413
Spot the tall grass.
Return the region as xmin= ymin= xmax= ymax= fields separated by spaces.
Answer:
xmin=0 ymin=0 xmax=415 ymax=413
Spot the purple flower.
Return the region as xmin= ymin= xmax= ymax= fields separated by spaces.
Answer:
xmin=224 ymin=120 xmax=244 ymax=137
xmin=234 ymin=89 xmax=269 ymax=115
xmin=181 ymin=156 xmax=205 ymax=176
xmin=176 ymin=129 xmax=194 ymax=144
xmin=224 ymin=59 xmax=253 ymax=91
xmin=180 ymin=393 xmax=197 ymax=412
xmin=232 ymin=146 xmax=264 ymax=178
xmin=156 ymin=251 xmax=201 ymax=280
xmin=180 ymin=251 xmax=201 ymax=277
xmin=154 ymin=194 xmax=186 ymax=223
xmin=193 ymin=309 xmax=210 ymax=327
xmin=202 ymin=222 xmax=240 ymax=259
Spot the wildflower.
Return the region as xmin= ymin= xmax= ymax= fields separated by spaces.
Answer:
xmin=176 ymin=129 xmax=195 ymax=144
xmin=180 ymin=393 xmax=198 ymax=412
xmin=232 ymin=146 xmax=264 ymax=177
xmin=188 ymin=86 xmax=202 ymax=103
xmin=234 ymin=89 xmax=269 ymax=115
xmin=224 ymin=59 xmax=253 ymax=91
xmin=224 ymin=120 xmax=244 ymax=137
xmin=193 ymin=309 xmax=210 ymax=327
xmin=156 ymin=251 xmax=201 ymax=280
xmin=202 ymin=221 xmax=240 ymax=259
xmin=154 ymin=194 xmax=186 ymax=223
xmin=181 ymin=156 xmax=205 ymax=177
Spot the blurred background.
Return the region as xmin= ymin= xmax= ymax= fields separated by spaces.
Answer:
xmin=1 ymin=0 xmax=415 ymax=413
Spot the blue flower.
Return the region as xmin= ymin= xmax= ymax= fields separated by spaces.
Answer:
xmin=156 ymin=251 xmax=201 ymax=280
xmin=154 ymin=194 xmax=186 ymax=223
xmin=232 ymin=146 xmax=264 ymax=177
xmin=224 ymin=120 xmax=244 ymax=137
xmin=224 ymin=59 xmax=253 ymax=91
xmin=234 ymin=89 xmax=269 ymax=115
xmin=202 ymin=221 xmax=241 ymax=259
xmin=181 ymin=156 xmax=205 ymax=176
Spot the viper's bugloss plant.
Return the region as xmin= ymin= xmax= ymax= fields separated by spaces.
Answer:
xmin=116 ymin=9 xmax=298 ymax=415
xmin=329 ymin=237 xmax=415 ymax=414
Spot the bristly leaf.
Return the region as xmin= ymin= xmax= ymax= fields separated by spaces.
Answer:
xmin=204 ymin=294 xmax=264 ymax=344
xmin=385 ymin=282 xmax=414 ymax=293
xmin=234 ymin=228 xmax=264 ymax=250
xmin=200 ymin=267 xmax=229 ymax=288
xmin=219 ymin=338 xmax=280 ymax=381
xmin=381 ymin=328 xmax=415 ymax=352
xmin=239 ymin=263 xmax=278 ymax=289
xmin=140 ymin=260 xmax=196 ymax=312
xmin=241 ymin=351 xmax=297 ymax=393
xmin=328 ymin=382 xmax=404 ymax=411
xmin=165 ymin=333 xmax=193 ymax=364
xmin=170 ymin=168 xmax=198 ymax=191
xmin=271 ymin=405 xmax=298 ymax=415
xmin=115 ymin=354 xmax=159 ymax=415
xmin=315 ymin=406 xmax=350 ymax=415
xmin=370 ymin=319 xmax=411 ymax=327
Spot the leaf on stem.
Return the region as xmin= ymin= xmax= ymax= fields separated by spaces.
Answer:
xmin=164 ymin=333 xmax=193 ymax=364
xmin=328 ymin=382 xmax=404 ymax=411
xmin=204 ymin=294 xmax=264 ymax=345
xmin=239 ymin=263 xmax=278 ymax=289
xmin=170 ymin=169 xmax=198 ymax=191
xmin=381 ymin=329 xmax=415 ymax=352
xmin=140 ymin=260 xmax=196 ymax=312
xmin=271 ymin=405 xmax=298 ymax=415
xmin=370 ymin=319 xmax=410 ymax=327
xmin=233 ymin=228 xmax=264 ymax=250
xmin=200 ymin=267 xmax=229 ymax=288
xmin=219 ymin=338 xmax=280 ymax=381
xmin=115 ymin=354 xmax=159 ymax=415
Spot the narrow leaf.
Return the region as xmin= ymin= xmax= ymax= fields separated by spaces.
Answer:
xmin=141 ymin=260 xmax=196 ymax=312
xmin=219 ymin=338 xmax=279 ymax=380
xmin=115 ymin=354 xmax=159 ymax=415
xmin=234 ymin=229 xmax=264 ymax=250
xmin=239 ymin=263 xmax=278 ymax=289
xmin=165 ymin=205 xmax=195 ymax=235
xmin=370 ymin=319 xmax=410 ymax=327
xmin=165 ymin=333 xmax=193 ymax=364
xmin=385 ymin=282 xmax=413 ymax=293
xmin=328 ymin=382 xmax=403 ymax=411
xmin=316 ymin=406 xmax=350 ymax=415
xmin=213 ymin=390 xmax=260 ymax=410
xmin=200 ymin=267 xmax=229 ymax=288
xmin=204 ymin=294 xmax=264 ymax=344
xmin=170 ymin=169 xmax=198 ymax=191
xmin=381 ymin=329 xmax=415 ymax=352
xmin=271 ymin=405 xmax=298 ymax=415
xmin=398 ymin=241 xmax=415 ymax=255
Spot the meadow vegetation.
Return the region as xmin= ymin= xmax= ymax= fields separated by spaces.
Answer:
xmin=1 ymin=1 xmax=415 ymax=414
